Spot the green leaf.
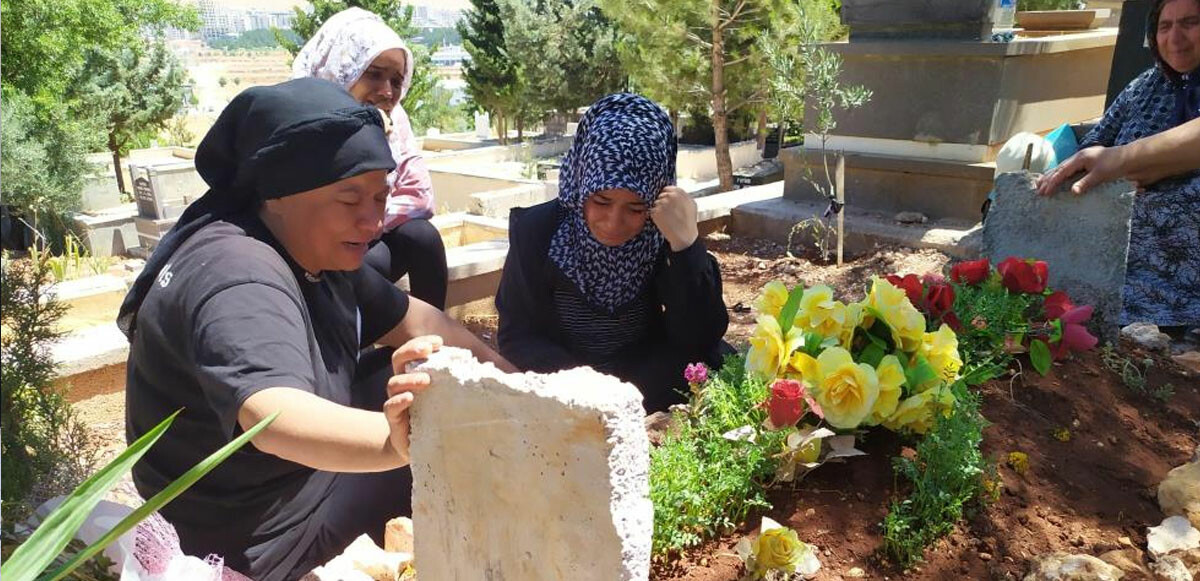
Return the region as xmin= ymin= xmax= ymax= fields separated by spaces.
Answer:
xmin=1 ymin=410 xmax=180 ymax=581
xmin=1030 ymin=339 xmax=1052 ymax=376
xmin=903 ymin=354 xmax=938 ymax=392
xmin=859 ymin=343 xmax=886 ymax=368
xmin=1049 ymin=319 xmax=1064 ymax=343
xmin=40 ymin=412 xmax=278 ymax=581
xmin=803 ymin=331 xmax=824 ymax=356
xmin=777 ymin=286 xmax=806 ymax=336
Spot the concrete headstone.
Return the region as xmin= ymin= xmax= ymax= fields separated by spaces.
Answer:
xmin=984 ymin=172 xmax=1136 ymax=340
xmin=409 ymin=347 xmax=652 ymax=580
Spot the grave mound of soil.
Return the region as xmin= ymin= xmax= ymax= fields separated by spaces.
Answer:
xmin=653 ymin=347 xmax=1199 ymax=580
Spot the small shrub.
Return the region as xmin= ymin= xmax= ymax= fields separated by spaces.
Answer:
xmin=1100 ymin=343 xmax=1174 ymax=402
xmin=881 ymin=383 xmax=993 ymax=567
xmin=650 ymin=354 xmax=788 ymax=555
xmin=0 ymin=253 xmax=99 ymax=525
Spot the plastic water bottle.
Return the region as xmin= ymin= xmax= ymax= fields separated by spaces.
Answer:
xmin=992 ymin=0 xmax=1017 ymax=30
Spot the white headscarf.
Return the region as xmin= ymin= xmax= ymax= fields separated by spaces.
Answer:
xmin=291 ymin=7 xmax=434 ymax=227
xmin=291 ymin=7 xmax=414 ymax=101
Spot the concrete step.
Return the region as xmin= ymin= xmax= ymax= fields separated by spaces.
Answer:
xmin=727 ymin=183 xmax=982 ymax=259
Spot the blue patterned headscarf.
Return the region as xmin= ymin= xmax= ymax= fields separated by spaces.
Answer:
xmin=548 ymin=93 xmax=677 ymax=314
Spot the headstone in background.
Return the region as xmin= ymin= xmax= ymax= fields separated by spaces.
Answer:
xmin=409 ymin=348 xmax=652 ymax=581
xmin=983 ymin=172 xmax=1136 ymax=340
xmin=474 ymin=111 xmax=491 ymax=140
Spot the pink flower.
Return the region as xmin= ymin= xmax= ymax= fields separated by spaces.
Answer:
xmin=684 ymin=362 xmax=709 ymax=385
xmin=1051 ymin=304 xmax=1098 ymax=359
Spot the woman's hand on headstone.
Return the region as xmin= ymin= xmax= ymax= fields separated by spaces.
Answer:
xmin=1035 ymin=145 xmax=1129 ymax=197
xmin=650 ymin=186 xmax=699 ymax=252
xmin=384 ymin=335 xmax=443 ymax=463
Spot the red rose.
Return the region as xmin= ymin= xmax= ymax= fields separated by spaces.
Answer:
xmin=767 ymin=379 xmax=807 ymax=429
xmin=949 ymin=258 xmax=990 ymax=285
xmin=997 ymin=257 xmax=1049 ymax=294
xmin=1043 ymin=291 xmax=1075 ymax=320
xmin=886 ymin=273 xmax=924 ymax=307
xmin=925 ymin=283 xmax=956 ymax=320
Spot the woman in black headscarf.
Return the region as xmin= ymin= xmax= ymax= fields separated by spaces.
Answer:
xmin=120 ymin=78 xmax=513 ymax=581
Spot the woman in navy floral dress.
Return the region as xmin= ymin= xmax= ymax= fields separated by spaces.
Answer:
xmin=1080 ymin=0 xmax=1200 ymax=328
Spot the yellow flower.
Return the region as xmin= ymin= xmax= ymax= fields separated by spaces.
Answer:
xmin=1006 ymin=451 xmax=1029 ymax=475
xmin=793 ymin=285 xmax=847 ymax=339
xmin=838 ymin=302 xmax=865 ymax=349
xmin=754 ymin=280 xmax=789 ymax=319
xmin=750 ymin=524 xmax=810 ymax=577
xmin=737 ymin=517 xmax=822 ymax=579
xmin=864 ymin=277 xmax=926 ymax=353
xmin=866 ymin=355 xmax=905 ymax=426
xmin=786 ymin=350 xmax=819 ymax=384
xmin=921 ymin=323 xmax=963 ymax=384
xmin=883 ymin=386 xmax=956 ymax=434
xmin=746 ymin=315 xmax=803 ymax=380
xmin=809 ymin=347 xmax=879 ymax=430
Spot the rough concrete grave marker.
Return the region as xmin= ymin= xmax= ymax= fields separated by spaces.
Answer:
xmin=409 ymin=347 xmax=652 ymax=580
xmin=983 ymin=172 xmax=1136 ymax=339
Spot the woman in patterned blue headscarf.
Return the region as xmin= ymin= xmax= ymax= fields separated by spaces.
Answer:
xmin=495 ymin=93 xmax=731 ymax=412
xmin=1071 ymin=0 xmax=1200 ymax=332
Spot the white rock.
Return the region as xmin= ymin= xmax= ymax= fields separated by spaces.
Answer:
xmin=311 ymin=534 xmax=411 ymax=581
xmin=1023 ymin=552 xmax=1125 ymax=581
xmin=1147 ymin=516 xmax=1200 ymax=558
xmin=1121 ymin=322 xmax=1172 ymax=353
xmin=384 ymin=517 xmax=413 ymax=554
xmin=410 ymin=347 xmax=652 ymax=581
xmin=1150 ymin=555 xmax=1192 ymax=581
xmin=1097 ymin=549 xmax=1150 ymax=577
xmin=1159 ymin=462 xmax=1200 ymax=530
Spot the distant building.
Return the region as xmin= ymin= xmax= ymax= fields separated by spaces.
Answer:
xmin=412 ymin=6 xmax=463 ymax=28
xmin=195 ymin=1 xmax=295 ymax=42
xmin=431 ymin=44 xmax=470 ymax=68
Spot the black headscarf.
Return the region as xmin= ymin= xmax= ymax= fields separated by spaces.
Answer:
xmin=1148 ymin=0 xmax=1200 ymax=124
xmin=117 ymin=78 xmax=396 ymax=338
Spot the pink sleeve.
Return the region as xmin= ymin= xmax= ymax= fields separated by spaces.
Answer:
xmin=383 ymin=105 xmax=434 ymax=231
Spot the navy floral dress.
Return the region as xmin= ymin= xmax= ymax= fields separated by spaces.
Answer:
xmin=1081 ymin=67 xmax=1200 ymax=327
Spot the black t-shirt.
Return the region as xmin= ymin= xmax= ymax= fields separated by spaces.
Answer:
xmin=124 ymin=211 xmax=408 ymax=576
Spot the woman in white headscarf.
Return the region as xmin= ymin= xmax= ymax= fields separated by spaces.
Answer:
xmin=293 ymin=7 xmax=448 ymax=309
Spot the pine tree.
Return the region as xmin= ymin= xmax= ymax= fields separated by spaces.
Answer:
xmin=458 ymin=0 xmax=522 ymax=143
xmin=69 ymin=39 xmax=189 ymax=194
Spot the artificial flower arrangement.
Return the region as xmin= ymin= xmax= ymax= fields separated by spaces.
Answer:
xmin=704 ymin=276 xmax=964 ymax=483
xmin=904 ymin=257 xmax=1099 ymax=375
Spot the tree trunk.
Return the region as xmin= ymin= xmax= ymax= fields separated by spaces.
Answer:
xmin=516 ymin=114 xmax=524 ymax=143
xmin=711 ymin=0 xmax=734 ymax=192
xmin=756 ymin=106 xmax=768 ymax=151
xmin=111 ymin=146 xmax=127 ymax=195
xmin=496 ymin=112 xmax=507 ymax=145
xmin=670 ymin=109 xmax=681 ymax=139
